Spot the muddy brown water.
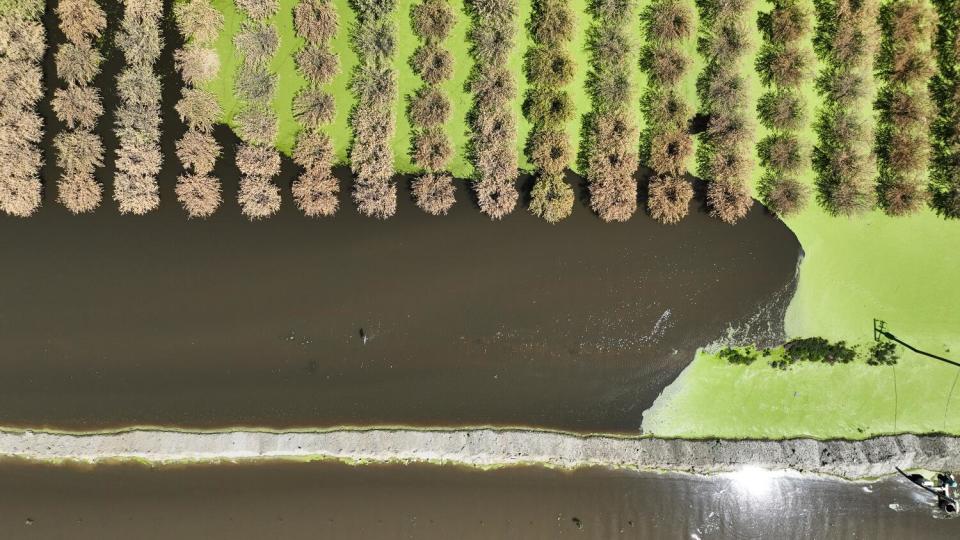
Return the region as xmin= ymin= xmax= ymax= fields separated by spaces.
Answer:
xmin=0 ymin=4 xmax=799 ymax=432
xmin=0 ymin=461 xmax=954 ymax=539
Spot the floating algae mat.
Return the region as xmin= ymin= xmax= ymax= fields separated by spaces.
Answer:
xmin=0 ymin=167 xmax=798 ymax=432
xmin=0 ymin=460 xmax=953 ymax=538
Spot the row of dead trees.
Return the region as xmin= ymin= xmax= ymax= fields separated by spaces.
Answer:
xmin=3 ymin=0 xmax=960 ymax=222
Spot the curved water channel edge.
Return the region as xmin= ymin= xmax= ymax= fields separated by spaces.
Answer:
xmin=1 ymin=429 xmax=957 ymax=481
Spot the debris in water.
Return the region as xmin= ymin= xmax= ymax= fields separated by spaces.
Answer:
xmin=638 ymin=309 xmax=674 ymax=345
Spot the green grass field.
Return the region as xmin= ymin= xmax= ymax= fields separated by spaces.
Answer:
xmin=203 ymin=0 xmax=959 ymax=440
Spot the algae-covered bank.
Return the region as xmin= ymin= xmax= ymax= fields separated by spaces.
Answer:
xmin=642 ymin=131 xmax=960 ymax=441
xmin=641 ymin=0 xmax=960 ymax=440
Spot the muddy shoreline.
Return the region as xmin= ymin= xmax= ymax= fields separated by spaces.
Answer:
xmin=2 ymin=429 xmax=957 ymax=480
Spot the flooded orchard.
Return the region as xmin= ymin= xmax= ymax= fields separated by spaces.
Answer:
xmin=0 ymin=460 xmax=953 ymax=539
xmin=0 ymin=167 xmax=799 ymax=432
xmin=0 ymin=1 xmax=800 ymax=432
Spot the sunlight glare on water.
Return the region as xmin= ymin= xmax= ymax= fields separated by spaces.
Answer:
xmin=724 ymin=466 xmax=782 ymax=498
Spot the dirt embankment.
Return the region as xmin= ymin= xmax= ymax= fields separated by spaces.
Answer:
xmin=1 ymin=429 xmax=957 ymax=479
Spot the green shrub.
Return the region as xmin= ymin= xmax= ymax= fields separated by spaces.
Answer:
xmin=587 ymin=24 xmax=631 ymax=67
xmin=235 ymin=104 xmax=279 ymax=145
xmin=866 ymin=341 xmax=899 ymax=366
xmin=756 ymin=43 xmax=813 ymax=87
xmin=352 ymin=0 xmax=398 ymax=19
xmin=587 ymin=67 xmax=633 ymax=109
xmin=353 ymin=18 xmax=397 ymax=63
xmin=351 ymin=64 xmax=397 ymax=108
xmin=873 ymin=0 xmax=937 ymax=217
xmin=591 ymin=0 xmax=636 ymax=25
xmin=783 ymin=337 xmax=857 ymax=365
xmin=929 ymin=0 xmax=960 ymax=218
xmin=642 ymin=88 xmax=692 ymax=129
xmin=718 ymin=346 xmax=758 ymax=365
xmin=762 ymin=0 xmax=811 ymax=43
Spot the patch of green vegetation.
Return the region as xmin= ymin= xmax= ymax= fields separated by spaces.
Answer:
xmin=644 ymin=0 xmax=960 ymax=440
xmin=717 ymin=346 xmax=760 ymax=366
xmin=644 ymin=345 xmax=960 ymax=439
xmin=204 ymin=0 xmax=310 ymax=154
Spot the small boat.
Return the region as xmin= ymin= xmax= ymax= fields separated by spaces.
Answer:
xmin=896 ymin=467 xmax=958 ymax=514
